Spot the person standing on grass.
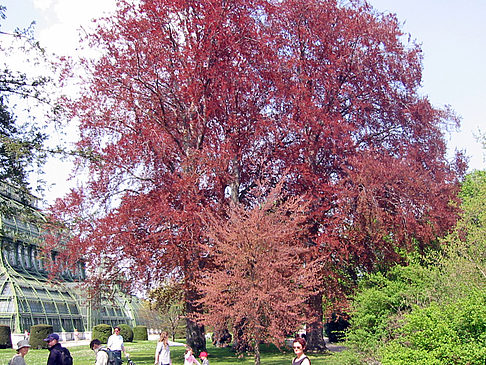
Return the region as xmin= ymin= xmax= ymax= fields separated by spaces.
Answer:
xmin=291 ymin=337 xmax=311 ymax=365
xmin=44 ymin=333 xmax=73 ymax=365
xmin=107 ymin=326 xmax=129 ymax=365
xmin=184 ymin=345 xmax=201 ymax=365
xmin=8 ymin=339 xmax=30 ymax=365
xmin=90 ymin=339 xmax=109 ymax=365
xmin=155 ymin=331 xmax=171 ymax=365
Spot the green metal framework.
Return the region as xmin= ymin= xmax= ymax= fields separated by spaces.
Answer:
xmin=0 ymin=183 xmax=138 ymax=333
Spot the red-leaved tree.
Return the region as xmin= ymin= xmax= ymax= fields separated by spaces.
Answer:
xmin=48 ymin=0 xmax=465 ymax=351
xmin=197 ymin=182 xmax=318 ymax=364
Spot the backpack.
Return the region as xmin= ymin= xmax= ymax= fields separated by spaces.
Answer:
xmin=59 ymin=347 xmax=73 ymax=365
xmin=100 ymin=348 xmax=118 ymax=365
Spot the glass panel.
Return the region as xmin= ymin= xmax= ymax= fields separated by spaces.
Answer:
xmin=1 ymin=283 xmax=11 ymax=296
xmin=0 ymin=300 xmax=14 ymax=313
xmin=51 ymin=318 xmax=61 ymax=332
xmin=9 ymin=244 xmax=16 ymax=266
xmin=21 ymin=317 xmax=32 ymax=332
xmin=28 ymin=300 xmax=44 ymax=313
xmin=43 ymin=302 xmax=57 ymax=313
xmin=57 ymin=303 xmax=69 ymax=314
xmin=62 ymin=318 xmax=73 ymax=331
xmin=31 ymin=249 xmax=37 ymax=270
xmin=0 ymin=317 xmax=13 ymax=326
xmin=24 ymin=246 xmax=30 ymax=268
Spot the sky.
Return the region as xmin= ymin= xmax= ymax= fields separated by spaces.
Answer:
xmin=1 ymin=0 xmax=485 ymax=205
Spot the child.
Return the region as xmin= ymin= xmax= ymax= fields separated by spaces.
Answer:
xmin=184 ymin=345 xmax=201 ymax=365
xmin=199 ymin=351 xmax=209 ymax=365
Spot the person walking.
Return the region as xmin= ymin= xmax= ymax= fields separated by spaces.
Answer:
xmin=8 ymin=339 xmax=30 ymax=365
xmin=291 ymin=337 xmax=311 ymax=365
xmin=90 ymin=339 xmax=109 ymax=365
xmin=107 ymin=326 xmax=129 ymax=365
xmin=155 ymin=331 xmax=171 ymax=365
xmin=44 ymin=333 xmax=72 ymax=365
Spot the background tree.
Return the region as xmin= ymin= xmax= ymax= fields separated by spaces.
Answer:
xmin=149 ymin=280 xmax=185 ymax=341
xmin=197 ymin=183 xmax=318 ymax=365
xmin=439 ymin=170 xmax=486 ymax=291
xmin=50 ymin=0 xmax=464 ymax=352
xmin=133 ymin=301 xmax=164 ymax=335
xmin=344 ymin=171 xmax=486 ymax=364
xmin=0 ymin=5 xmax=52 ymax=211
xmin=265 ymin=0 xmax=464 ymax=348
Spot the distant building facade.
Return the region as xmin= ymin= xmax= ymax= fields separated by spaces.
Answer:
xmin=0 ymin=182 xmax=140 ymax=334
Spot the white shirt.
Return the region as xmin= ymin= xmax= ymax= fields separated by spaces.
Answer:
xmin=155 ymin=342 xmax=171 ymax=364
xmin=95 ymin=348 xmax=109 ymax=365
xmin=184 ymin=352 xmax=201 ymax=365
xmin=107 ymin=334 xmax=124 ymax=351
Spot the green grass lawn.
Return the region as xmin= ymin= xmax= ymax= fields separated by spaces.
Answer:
xmin=0 ymin=340 xmax=360 ymax=365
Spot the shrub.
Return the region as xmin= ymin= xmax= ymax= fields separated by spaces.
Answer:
xmin=133 ymin=326 xmax=148 ymax=341
xmin=93 ymin=324 xmax=112 ymax=344
xmin=118 ymin=324 xmax=134 ymax=342
xmin=347 ymin=263 xmax=437 ymax=353
xmin=30 ymin=324 xmax=53 ymax=349
xmin=381 ymin=291 xmax=486 ymax=365
xmin=0 ymin=325 xmax=11 ymax=349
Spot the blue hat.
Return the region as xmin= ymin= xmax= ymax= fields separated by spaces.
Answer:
xmin=43 ymin=333 xmax=59 ymax=342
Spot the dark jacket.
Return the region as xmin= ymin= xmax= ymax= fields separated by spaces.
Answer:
xmin=47 ymin=342 xmax=70 ymax=365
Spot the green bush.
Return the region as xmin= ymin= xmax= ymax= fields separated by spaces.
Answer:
xmin=92 ymin=324 xmax=112 ymax=344
xmin=30 ymin=324 xmax=53 ymax=349
xmin=347 ymin=263 xmax=437 ymax=354
xmin=381 ymin=291 xmax=486 ymax=365
xmin=0 ymin=325 xmax=11 ymax=349
xmin=118 ymin=324 xmax=133 ymax=342
xmin=133 ymin=326 xmax=148 ymax=341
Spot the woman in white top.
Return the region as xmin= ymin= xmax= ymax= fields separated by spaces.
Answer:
xmin=155 ymin=331 xmax=171 ymax=365
xmin=291 ymin=337 xmax=311 ymax=365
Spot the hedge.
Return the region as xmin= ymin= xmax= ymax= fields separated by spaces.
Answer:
xmin=133 ymin=326 xmax=148 ymax=341
xmin=30 ymin=324 xmax=53 ymax=349
xmin=0 ymin=325 xmax=11 ymax=349
xmin=93 ymin=324 xmax=112 ymax=344
xmin=119 ymin=324 xmax=133 ymax=342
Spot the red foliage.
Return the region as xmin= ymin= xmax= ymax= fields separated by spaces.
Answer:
xmin=196 ymin=183 xmax=318 ymax=351
xmin=47 ymin=0 xmax=464 ymax=345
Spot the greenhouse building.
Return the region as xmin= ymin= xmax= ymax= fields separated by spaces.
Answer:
xmin=0 ymin=182 xmax=142 ymax=335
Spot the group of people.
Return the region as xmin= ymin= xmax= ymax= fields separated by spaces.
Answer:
xmin=153 ymin=331 xmax=209 ymax=365
xmin=90 ymin=328 xmax=210 ymax=365
xmin=90 ymin=326 xmax=130 ymax=365
xmin=9 ymin=333 xmax=72 ymax=365
xmin=9 ymin=328 xmax=310 ymax=365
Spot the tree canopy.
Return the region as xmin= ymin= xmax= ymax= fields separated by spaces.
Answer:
xmin=50 ymin=0 xmax=465 ymax=350
xmin=197 ymin=183 xmax=318 ymax=363
xmin=0 ymin=6 xmax=52 ymax=215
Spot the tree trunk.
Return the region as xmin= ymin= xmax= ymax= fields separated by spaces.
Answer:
xmin=254 ymin=341 xmax=261 ymax=365
xmin=212 ymin=328 xmax=232 ymax=347
xmin=306 ymin=293 xmax=327 ymax=352
xmin=185 ymin=288 xmax=206 ymax=353
xmin=232 ymin=319 xmax=251 ymax=354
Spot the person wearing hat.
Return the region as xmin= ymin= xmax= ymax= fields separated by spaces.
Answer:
xmin=8 ymin=339 xmax=30 ymax=365
xmin=44 ymin=333 xmax=73 ymax=365
xmin=199 ymin=351 xmax=209 ymax=365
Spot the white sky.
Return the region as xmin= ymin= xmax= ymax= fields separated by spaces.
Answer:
xmin=2 ymin=0 xmax=485 ymax=205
